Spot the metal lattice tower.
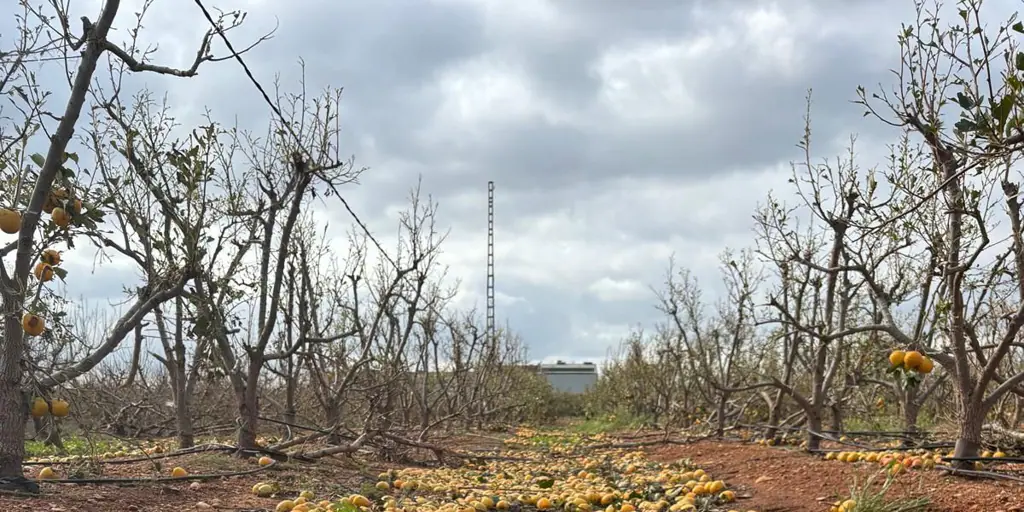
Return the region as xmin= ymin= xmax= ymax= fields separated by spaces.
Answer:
xmin=486 ymin=181 xmax=495 ymax=346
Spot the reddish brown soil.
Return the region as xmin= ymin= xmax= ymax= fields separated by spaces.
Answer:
xmin=4 ymin=434 xmax=1024 ymax=511
xmin=0 ymin=451 xmax=374 ymax=511
xmin=0 ymin=432 xmax=505 ymax=512
xmin=648 ymin=440 xmax=1024 ymax=512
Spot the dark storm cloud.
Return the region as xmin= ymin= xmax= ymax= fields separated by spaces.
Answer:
xmin=24 ymin=0 xmax=1019 ymax=361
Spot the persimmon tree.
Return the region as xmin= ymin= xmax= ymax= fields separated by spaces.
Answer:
xmin=858 ymin=0 xmax=1024 ymax=464
xmin=86 ymin=87 xmax=229 ymax=449
xmin=0 ymin=0 xmax=253 ymax=483
xmin=750 ymin=111 xmax=865 ymax=450
xmin=658 ymin=248 xmax=763 ymax=437
xmin=188 ymin=80 xmax=360 ymax=451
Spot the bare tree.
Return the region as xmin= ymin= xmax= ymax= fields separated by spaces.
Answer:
xmin=858 ymin=0 xmax=1024 ymax=464
xmin=189 ymin=78 xmax=361 ymax=451
xmin=0 ymin=0 xmax=256 ymax=482
xmin=658 ymin=248 xmax=763 ymax=437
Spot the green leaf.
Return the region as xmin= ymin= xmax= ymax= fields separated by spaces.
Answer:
xmin=992 ymin=95 xmax=1016 ymax=133
xmin=536 ymin=478 xmax=555 ymax=489
xmin=955 ymin=92 xmax=974 ymax=109
xmin=30 ymin=153 xmax=45 ymax=167
xmin=955 ymin=119 xmax=978 ymax=133
xmin=1014 ymin=21 xmax=1024 ymax=33
xmin=52 ymin=266 xmax=68 ymax=281
xmin=1016 ymin=52 xmax=1024 ymax=72
xmin=64 ymin=152 xmax=79 ymax=164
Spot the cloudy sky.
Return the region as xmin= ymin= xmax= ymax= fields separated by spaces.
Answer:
xmin=13 ymin=0 xmax=1022 ymax=363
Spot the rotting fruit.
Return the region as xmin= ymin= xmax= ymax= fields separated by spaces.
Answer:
xmin=41 ymin=248 xmax=61 ymax=266
xmin=43 ymin=189 xmax=69 ymax=214
xmin=22 ymin=313 xmax=45 ymax=336
xmin=33 ymin=262 xmax=54 ymax=282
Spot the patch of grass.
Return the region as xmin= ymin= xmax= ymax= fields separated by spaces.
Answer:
xmin=570 ymin=413 xmax=648 ymax=435
xmin=24 ymin=435 xmax=123 ymax=458
xmin=843 ymin=414 xmax=937 ymax=434
xmin=190 ymin=451 xmax=242 ymax=472
xmin=834 ymin=469 xmax=929 ymax=512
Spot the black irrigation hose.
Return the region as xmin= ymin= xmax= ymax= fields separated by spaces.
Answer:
xmin=23 ymin=443 xmax=238 ymax=466
xmin=806 ymin=442 xmax=958 ymax=455
xmin=940 ymin=455 xmax=1024 ymax=464
xmin=737 ymin=423 xmax=935 ymax=438
xmin=936 ymin=464 xmax=1024 ymax=483
xmin=37 ymin=460 xmax=278 ymax=485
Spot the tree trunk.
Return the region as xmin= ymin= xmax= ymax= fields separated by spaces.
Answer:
xmin=715 ymin=393 xmax=729 ymax=437
xmin=236 ymin=361 xmax=261 ymax=451
xmin=42 ymin=418 xmax=66 ymax=454
xmin=902 ymin=398 xmax=921 ymax=448
xmin=283 ymin=364 xmax=296 ymax=441
xmin=829 ymin=402 xmax=844 ymax=433
xmin=953 ymin=398 xmax=986 ymax=469
xmin=765 ymin=390 xmax=784 ymax=441
xmin=806 ymin=412 xmax=823 ymax=451
xmin=173 ymin=376 xmax=195 ymax=449
xmin=1014 ymin=395 xmax=1024 ymax=428
xmin=325 ymin=401 xmax=343 ymax=445
xmin=0 ymin=312 xmax=28 ymax=477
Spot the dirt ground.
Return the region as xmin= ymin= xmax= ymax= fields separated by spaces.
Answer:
xmin=2 ymin=434 xmax=1023 ymax=511
xmin=0 ymin=450 xmax=377 ymax=511
xmin=648 ymin=440 xmax=1024 ymax=512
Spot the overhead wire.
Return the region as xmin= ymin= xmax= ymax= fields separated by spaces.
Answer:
xmin=189 ymin=0 xmax=473 ymax=329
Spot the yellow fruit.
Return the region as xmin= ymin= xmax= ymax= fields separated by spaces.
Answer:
xmin=51 ymin=207 xmax=71 ymax=228
xmin=33 ymin=262 xmax=54 ymax=282
xmin=496 ymin=500 xmax=510 ymax=510
xmin=258 ymin=456 xmax=273 ymax=466
xmin=49 ymin=399 xmax=69 ymax=417
xmin=600 ymin=493 xmax=615 ymax=506
xmin=376 ymin=481 xmax=390 ymax=491
xmin=351 ymin=494 xmax=371 ymax=508
xmin=0 ymin=208 xmax=21 ymax=234
xmin=30 ymin=398 xmax=49 ymax=418
xmin=994 ymin=451 xmax=1007 ymax=458
xmin=37 ymin=467 xmax=56 ymax=480
xmin=256 ymin=484 xmax=275 ymax=497
xmin=170 ymin=466 xmax=187 ymax=477
xmin=620 ymin=505 xmax=635 ymax=512
xmin=917 ymin=356 xmax=934 ymax=374
xmin=481 ymin=497 xmax=495 ymax=508
xmin=903 ymin=351 xmax=923 ymax=370
xmin=299 ymin=490 xmax=315 ymax=500
xmin=888 ymin=350 xmax=905 ymax=367
xmin=276 ymin=500 xmax=296 ymax=512
xmin=537 ymin=498 xmax=552 ymax=510
xmin=22 ymin=313 xmax=45 ymax=336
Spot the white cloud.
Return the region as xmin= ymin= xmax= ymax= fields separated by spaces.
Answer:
xmin=591 ymin=39 xmax=709 ymax=126
xmin=588 ymin=277 xmax=649 ymax=302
